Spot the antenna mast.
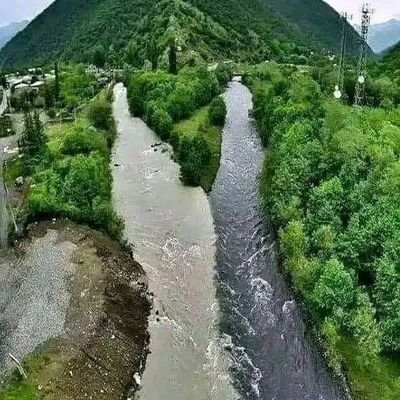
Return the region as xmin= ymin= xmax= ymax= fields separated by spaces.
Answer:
xmin=354 ymin=3 xmax=373 ymax=106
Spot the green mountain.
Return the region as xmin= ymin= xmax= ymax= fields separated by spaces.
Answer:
xmin=262 ymin=0 xmax=361 ymax=55
xmin=0 ymin=0 xmax=362 ymax=68
xmin=380 ymin=41 xmax=400 ymax=73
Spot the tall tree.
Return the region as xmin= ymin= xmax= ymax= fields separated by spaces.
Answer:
xmin=20 ymin=111 xmax=46 ymax=158
xmin=33 ymin=111 xmax=46 ymax=150
xmin=168 ymin=39 xmax=177 ymax=75
xmin=54 ymin=62 xmax=60 ymax=104
xmin=147 ymin=39 xmax=158 ymax=71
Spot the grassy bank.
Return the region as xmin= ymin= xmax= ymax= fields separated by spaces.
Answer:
xmin=5 ymin=88 xmax=122 ymax=239
xmin=127 ymin=66 xmax=229 ymax=190
xmin=0 ymin=350 xmax=50 ymax=400
xmin=339 ymin=339 xmax=400 ymax=400
xmin=246 ymin=62 xmax=400 ymax=399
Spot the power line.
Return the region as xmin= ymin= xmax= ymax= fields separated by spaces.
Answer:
xmin=338 ymin=12 xmax=350 ymax=92
xmin=334 ymin=12 xmax=351 ymax=100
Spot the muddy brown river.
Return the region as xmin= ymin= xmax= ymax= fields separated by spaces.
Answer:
xmin=112 ymin=83 xmax=237 ymax=400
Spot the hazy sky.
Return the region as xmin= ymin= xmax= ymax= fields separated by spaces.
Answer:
xmin=1 ymin=0 xmax=400 ymax=26
xmin=324 ymin=0 xmax=400 ymax=24
xmin=0 ymin=0 xmax=53 ymax=26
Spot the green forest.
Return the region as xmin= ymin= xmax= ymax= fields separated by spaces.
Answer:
xmin=246 ymin=61 xmax=400 ymax=399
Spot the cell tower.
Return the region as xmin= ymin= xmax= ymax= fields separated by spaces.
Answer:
xmin=354 ymin=3 xmax=373 ymax=106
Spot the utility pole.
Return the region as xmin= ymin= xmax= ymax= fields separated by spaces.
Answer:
xmin=334 ymin=12 xmax=351 ymax=100
xmin=354 ymin=3 xmax=373 ymax=106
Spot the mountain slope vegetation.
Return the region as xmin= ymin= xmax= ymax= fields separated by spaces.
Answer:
xmin=264 ymin=0 xmax=361 ymax=55
xmin=380 ymin=41 xmax=400 ymax=73
xmin=0 ymin=0 xmax=361 ymax=68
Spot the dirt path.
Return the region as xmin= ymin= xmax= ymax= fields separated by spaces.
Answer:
xmin=0 ymin=220 xmax=150 ymax=400
xmin=0 ymin=133 xmax=19 ymax=249
xmin=0 ymin=89 xmax=6 ymax=116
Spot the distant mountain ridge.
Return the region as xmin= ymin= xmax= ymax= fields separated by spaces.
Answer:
xmin=0 ymin=20 xmax=29 ymax=50
xmin=0 ymin=0 xmax=363 ymax=68
xmin=366 ymin=19 xmax=400 ymax=53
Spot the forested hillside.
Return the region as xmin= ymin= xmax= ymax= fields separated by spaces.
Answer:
xmin=380 ymin=41 xmax=400 ymax=73
xmin=264 ymin=0 xmax=361 ymax=55
xmin=0 ymin=0 xmax=361 ymax=68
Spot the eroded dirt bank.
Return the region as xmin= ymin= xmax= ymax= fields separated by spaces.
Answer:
xmin=0 ymin=220 xmax=150 ymax=400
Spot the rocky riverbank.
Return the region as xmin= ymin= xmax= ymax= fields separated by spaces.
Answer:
xmin=0 ymin=220 xmax=150 ymax=400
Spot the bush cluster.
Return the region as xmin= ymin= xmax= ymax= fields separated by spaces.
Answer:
xmin=0 ymin=115 xmax=15 ymax=138
xmin=208 ymin=96 xmax=226 ymax=126
xmin=177 ymin=135 xmax=212 ymax=186
xmin=128 ymin=67 xmax=228 ymax=186
xmin=127 ymin=67 xmax=221 ymax=139
xmin=25 ymin=90 xmax=122 ymax=239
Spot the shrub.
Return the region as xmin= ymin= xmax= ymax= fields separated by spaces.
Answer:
xmin=63 ymin=153 xmax=112 ymax=225
xmin=321 ymin=319 xmax=342 ymax=374
xmin=167 ymin=85 xmax=195 ymax=121
xmin=87 ymin=96 xmax=113 ymax=131
xmin=61 ymin=124 xmax=107 ymax=156
xmin=128 ymin=70 xmax=174 ymax=117
xmin=152 ymin=108 xmax=173 ymax=140
xmin=178 ymin=135 xmax=212 ymax=186
xmin=311 ymin=258 xmax=355 ymax=317
xmin=0 ymin=116 xmax=15 ymax=138
xmin=47 ymin=108 xmax=57 ymax=119
xmin=215 ymin=64 xmax=233 ymax=87
xmin=208 ymin=96 xmax=227 ymax=126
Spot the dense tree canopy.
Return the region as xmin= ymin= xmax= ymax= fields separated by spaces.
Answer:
xmin=0 ymin=0 xmax=362 ymax=68
xmin=127 ymin=67 xmax=226 ymax=187
xmin=249 ymin=63 xmax=400 ymax=377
